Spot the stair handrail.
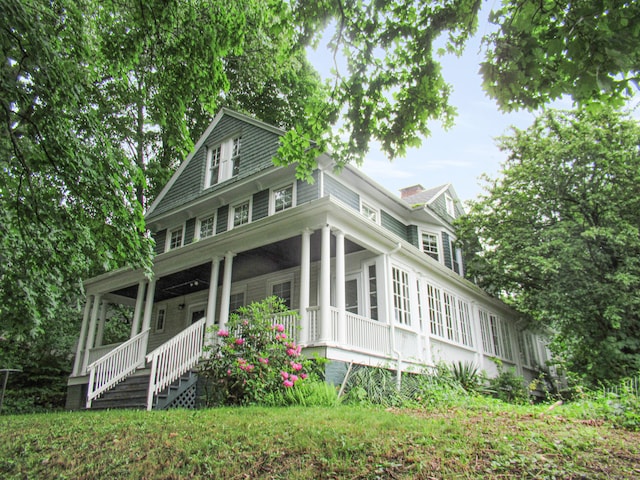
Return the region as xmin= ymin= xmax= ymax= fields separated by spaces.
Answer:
xmin=145 ymin=318 xmax=207 ymax=410
xmin=86 ymin=328 xmax=149 ymax=409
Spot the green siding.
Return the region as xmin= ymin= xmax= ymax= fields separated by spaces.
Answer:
xmin=217 ymin=205 xmax=229 ymax=234
xmin=252 ymin=189 xmax=269 ymax=221
xmin=184 ymin=218 xmax=196 ymax=245
xmin=442 ymin=231 xmax=452 ymax=270
xmin=296 ymin=171 xmax=319 ymax=205
xmin=149 ymin=115 xmax=281 ymax=218
xmin=153 ymin=229 xmax=166 ymax=255
xmin=406 ymin=225 xmax=420 ymax=248
xmin=381 ymin=210 xmax=408 ymax=241
xmin=324 ymin=174 xmax=359 ymax=211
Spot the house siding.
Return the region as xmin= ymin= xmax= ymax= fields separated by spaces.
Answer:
xmin=150 ymin=115 xmax=281 ymax=218
xmin=252 ymin=189 xmax=269 ymax=221
xmin=381 ymin=210 xmax=408 ymax=242
xmin=406 ymin=225 xmax=420 ymax=249
xmin=325 ymin=174 xmax=359 ymax=211
xmin=217 ymin=205 xmax=229 ymax=234
xmin=184 ymin=218 xmax=196 ymax=245
xmin=154 ymin=229 xmax=166 ymax=255
xmin=296 ymin=172 xmax=319 ymax=206
xmin=442 ymin=231 xmax=452 ymax=269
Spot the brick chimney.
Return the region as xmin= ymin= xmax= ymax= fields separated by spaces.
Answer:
xmin=399 ymin=184 xmax=425 ymax=199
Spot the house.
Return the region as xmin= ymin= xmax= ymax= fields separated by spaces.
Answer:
xmin=65 ymin=109 xmax=548 ymax=410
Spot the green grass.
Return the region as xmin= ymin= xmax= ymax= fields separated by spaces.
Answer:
xmin=1 ymin=402 xmax=639 ymax=479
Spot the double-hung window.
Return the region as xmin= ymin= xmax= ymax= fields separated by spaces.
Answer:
xmin=271 ymin=280 xmax=292 ymax=308
xmin=422 ymin=233 xmax=439 ymax=261
xmin=231 ymin=199 xmax=251 ymax=229
xmin=166 ymin=226 xmax=184 ymax=251
xmin=272 ymin=184 xmax=294 ymax=213
xmin=198 ymin=214 xmax=216 ymax=239
xmin=204 ymin=136 xmax=242 ymax=188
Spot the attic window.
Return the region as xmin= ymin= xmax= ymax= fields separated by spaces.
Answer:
xmin=445 ymin=194 xmax=455 ymax=217
xmin=204 ymin=136 xmax=242 ymax=188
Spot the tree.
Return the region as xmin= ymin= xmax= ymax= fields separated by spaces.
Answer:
xmin=481 ymin=0 xmax=640 ymax=111
xmin=455 ymin=108 xmax=640 ymax=385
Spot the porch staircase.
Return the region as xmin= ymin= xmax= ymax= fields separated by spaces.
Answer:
xmin=85 ymin=318 xmax=207 ymax=410
xmin=89 ymin=370 xmax=199 ymax=410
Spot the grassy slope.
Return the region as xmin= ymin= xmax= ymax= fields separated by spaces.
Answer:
xmin=1 ymin=404 xmax=639 ymax=479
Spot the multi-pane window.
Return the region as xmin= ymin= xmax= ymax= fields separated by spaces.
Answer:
xmin=207 ymin=146 xmax=221 ymax=186
xmin=231 ymin=136 xmax=241 ymax=176
xmin=422 ymin=233 xmax=439 ymax=261
xmin=361 ymin=202 xmax=378 ymax=223
xmin=392 ymin=267 xmax=411 ymax=325
xmin=518 ymin=331 xmax=539 ymax=367
xmin=479 ymin=310 xmax=514 ymax=361
xmin=273 ymin=184 xmax=294 ymax=213
xmin=272 ymin=280 xmax=292 ymax=308
xmin=427 ymin=284 xmax=444 ymax=337
xmin=167 ymin=227 xmax=183 ymax=250
xmin=426 ymin=284 xmax=473 ymax=347
xmin=367 ymin=264 xmax=378 ymax=320
xmin=198 ymin=214 xmax=216 ymax=239
xmin=232 ymin=200 xmax=250 ymax=228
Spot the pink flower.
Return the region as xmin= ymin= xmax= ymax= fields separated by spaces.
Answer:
xmin=300 ymin=373 xmax=308 ymax=380
xmin=283 ymin=380 xmax=294 ymax=388
xmin=276 ymin=333 xmax=287 ymax=341
xmin=290 ymin=374 xmax=298 ymax=383
xmin=290 ymin=362 xmax=303 ymax=371
xmin=226 ymin=369 xmax=232 ymax=376
xmin=280 ymin=371 xmax=289 ymax=380
xmin=275 ymin=324 xmax=285 ymax=332
xmin=286 ymin=348 xmax=296 ymax=356
xmin=217 ymin=329 xmax=229 ymax=337
xmin=235 ymin=338 xmax=245 ymax=345
xmin=258 ymin=357 xmax=269 ymax=364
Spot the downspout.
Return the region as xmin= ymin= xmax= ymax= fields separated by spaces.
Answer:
xmin=385 ymin=243 xmax=403 ymax=391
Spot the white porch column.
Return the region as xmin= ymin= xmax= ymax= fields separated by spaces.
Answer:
xmin=335 ymin=229 xmax=346 ymax=344
xmin=218 ymin=251 xmax=235 ymax=331
xmin=139 ymin=278 xmax=156 ymax=358
xmin=81 ymin=293 xmax=103 ymax=374
xmin=94 ymin=301 xmax=108 ymax=347
xmin=298 ymin=229 xmax=312 ymax=344
xmin=205 ymin=257 xmax=221 ymax=338
xmin=130 ymin=280 xmax=147 ymax=337
xmin=319 ymin=224 xmax=332 ymax=343
xmin=72 ymin=295 xmax=93 ymax=376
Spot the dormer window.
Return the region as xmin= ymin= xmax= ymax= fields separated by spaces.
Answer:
xmin=445 ymin=193 xmax=455 ymax=217
xmin=204 ymin=136 xmax=242 ymax=189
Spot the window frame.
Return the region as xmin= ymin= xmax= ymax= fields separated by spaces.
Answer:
xmin=270 ymin=182 xmax=296 ymax=214
xmin=204 ymin=135 xmax=242 ymax=189
xmin=268 ymin=274 xmax=294 ymax=309
xmin=445 ymin=193 xmax=455 ymax=217
xmin=421 ymin=231 xmax=440 ymax=261
xmin=155 ymin=305 xmax=167 ymax=333
xmin=360 ymin=201 xmax=379 ymax=223
xmin=196 ymin=213 xmax=216 ymax=240
xmin=391 ymin=266 xmax=411 ymax=326
xmin=229 ymin=198 xmax=252 ymax=230
xmin=166 ymin=225 xmax=185 ymax=251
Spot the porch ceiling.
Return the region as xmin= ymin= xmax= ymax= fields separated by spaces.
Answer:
xmin=110 ymin=232 xmax=363 ymax=302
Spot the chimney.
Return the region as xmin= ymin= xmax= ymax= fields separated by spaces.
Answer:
xmin=399 ymin=184 xmax=425 ymax=199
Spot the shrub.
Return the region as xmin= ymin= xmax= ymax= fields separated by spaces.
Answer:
xmin=487 ymin=361 xmax=530 ymax=404
xmin=448 ymin=361 xmax=484 ymax=393
xmin=198 ymin=297 xmax=317 ymax=406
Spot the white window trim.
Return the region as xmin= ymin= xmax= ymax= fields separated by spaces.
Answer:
xmin=204 ymin=145 xmax=222 ymax=189
xmin=166 ymin=225 xmax=185 ymax=251
xmin=195 ymin=213 xmax=216 ymax=240
xmin=228 ymin=197 xmax=252 ymax=230
xmin=155 ymin=305 xmax=167 ymax=333
xmin=269 ymin=182 xmax=296 ymax=215
xmin=267 ymin=274 xmax=295 ymax=306
xmin=204 ymin=135 xmax=242 ymax=189
xmin=421 ymin=230 xmax=441 ymax=262
xmin=445 ymin=193 xmax=455 ymax=217
xmin=186 ymin=302 xmax=207 ymax=327
xmin=229 ymin=285 xmax=247 ymax=313
xmin=360 ymin=200 xmax=380 ymax=224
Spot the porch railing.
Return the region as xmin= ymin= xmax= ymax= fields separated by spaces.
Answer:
xmin=146 ymin=318 xmax=207 ymax=411
xmin=86 ymin=329 xmax=149 ymax=408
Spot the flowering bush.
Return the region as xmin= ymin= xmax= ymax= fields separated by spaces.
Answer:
xmin=199 ymin=296 xmax=318 ymax=406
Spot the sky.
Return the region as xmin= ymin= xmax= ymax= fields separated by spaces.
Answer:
xmin=306 ymin=10 xmax=543 ymax=204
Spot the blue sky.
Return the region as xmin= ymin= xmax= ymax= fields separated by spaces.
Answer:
xmin=306 ymin=11 xmax=542 ymax=204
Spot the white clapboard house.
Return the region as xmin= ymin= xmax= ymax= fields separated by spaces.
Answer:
xmin=66 ymin=109 xmax=548 ymax=410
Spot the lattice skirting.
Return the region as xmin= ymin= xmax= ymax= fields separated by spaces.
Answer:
xmin=166 ymin=383 xmax=197 ymax=409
